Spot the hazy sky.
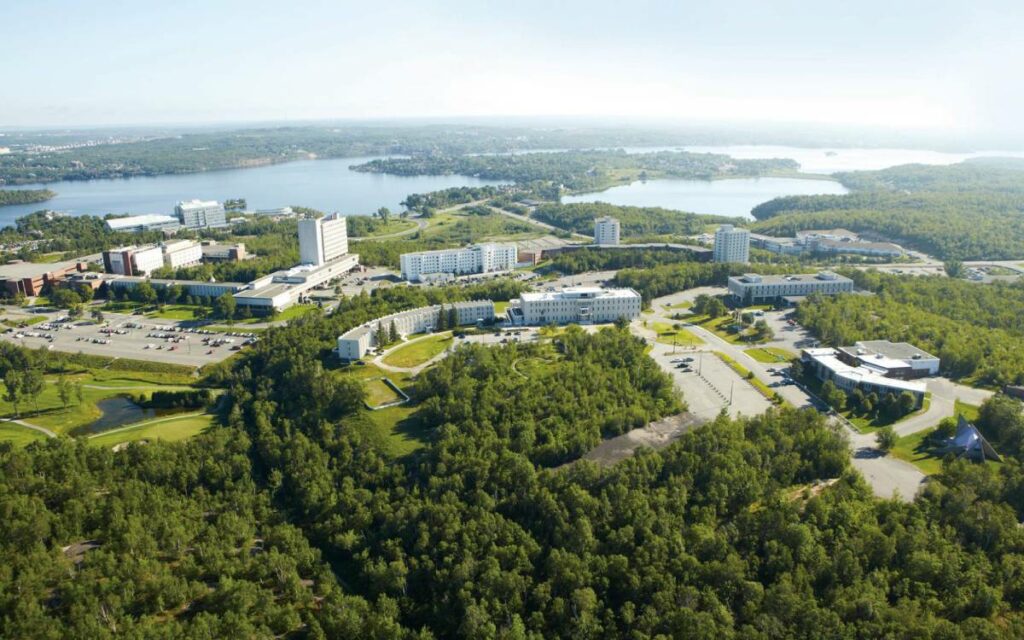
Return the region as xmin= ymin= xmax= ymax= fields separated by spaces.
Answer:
xmin=2 ymin=0 xmax=1021 ymax=133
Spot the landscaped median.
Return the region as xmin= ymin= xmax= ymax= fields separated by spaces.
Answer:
xmin=650 ymin=321 xmax=704 ymax=347
xmin=744 ymin=347 xmax=796 ymax=363
xmin=713 ymin=351 xmax=786 ymax=405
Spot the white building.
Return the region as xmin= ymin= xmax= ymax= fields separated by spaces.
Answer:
xmin=507 ymin=287 xmax=641 ymax=325
xmin=161 ymin=240 xmax=203 ymax=269
xmin=713 ymin=224 xmax=750 ymax=263
xmin=298 ymin=214 xmax=348 ymax=266
xmin=254 ymin=207 xmax=295 ymax=218
xmin=802 ymin=345 xmax=933 ymax=406
xmin=594 ymin=216 xmax=621 ymax=246
xmin=175 ymin=200 xmax=227 ymax=229
xmin=105 ymin=214 xmax=182 ymax=233
xmin=835 ymin=340 xmax=940 ymax=378
xmin=727 ymin=271 xmax=854 ymax=304
xmin=400 ymin=243 xmax=518 ymax=282
xmin=102 ymin=245 xmax=165 ymax=276
xmin=336 ymin=300 xmax=496 ymax=360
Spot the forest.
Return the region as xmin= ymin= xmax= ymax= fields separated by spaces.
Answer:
xmin=8 ymin=284 xmax=1024 ymax=635
xmin=795 ymin=271 xmax=1024 ymax=386
xmin=352 ymin=150 xmax=799 ymax=193
xmin=611 ymin=261 xmax=794 ymax=302
xmin=749 ymin=161 xmax=1024 ymax=261
xmin=540 ymin=247 xmax=708 ymax=275
xmin=532 ymin=202 xmax=734 ymax=237
xmin=0 ymin=188 xmax=55 ymax=206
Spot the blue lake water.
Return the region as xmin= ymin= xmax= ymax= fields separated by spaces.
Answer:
xmin=563 ymin=176 xmax=849 ymax=219
xmin=0 ymin=156 xmax=505 ymax=227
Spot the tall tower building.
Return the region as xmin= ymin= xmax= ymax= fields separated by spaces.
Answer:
xmin=713 ymin=224 xmax=750 ymax=263
xmin=298 ymin=213 xmax=348 ymax=266
xmin=594 ymin=216 xmax=621 ymax=245
xmin=175 ymin=200 xmax=227 ymax=229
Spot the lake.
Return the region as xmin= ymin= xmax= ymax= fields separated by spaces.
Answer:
xmin=562 ymin=176 xmax=849 ymax=219
xmin=0 ymin=156 xmax=506 ymax=227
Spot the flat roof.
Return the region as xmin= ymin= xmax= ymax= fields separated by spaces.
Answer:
xmin=806 ymin=350 xmax=926 ymax=394
xmin=816 ymin=238 xmax=902 ymax=251
xmin=519 ymin=286 xmax=639 ymax=302
xmin=177 ymin=199 xmax=220 ymax=208
xmin=0 ymin=260 xmax=82 ymax=280
xmin=106 ymin=214 xmax=179 ymax=229
xmin=731 ymin=272 xmax=852 ymax=285
xmin=854 ymin=340 xmax=937 ymax=361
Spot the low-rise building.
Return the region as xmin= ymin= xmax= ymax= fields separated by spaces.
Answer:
xmin=835 ymin=340 xmax=940 ymax=379
xmin=0 ymin=260 xmax=88 ymax=297
xmin=105 ymin=214 xmax=182 ymax=233
xmin=727 ymin=271 xmax=854 ymax=304
xmin=507 ymin=287 xmax=641 ymax=325
xmin=336 ymin=300 xmax=496 ymax=360
xmin=200 ymin=241 xmax=247 ymax=262
xmin=400 ymin=243 xmax=517 ymax=282
xmin=801 ymin=346 xmax=929 ymax=407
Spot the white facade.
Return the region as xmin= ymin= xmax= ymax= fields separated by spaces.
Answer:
xmin=802 ymin=347 xmax=928 ymax=405
xmin=162 ymin=240 xmax=203 ymax=269
xmin=298 ymin=214 xmax=348 ymax=266
xmin=400 ymin=243 xmax=517 ymax=282
xmin=336 ymin=300 xmax=496 ymax=360
xmin=105 ymin=214 xmax=182 ymax=233
xmin=175 ymin=200 xmax=227 ymax=229
xmin=713 ymin=224 xmax=750 ymax=263
xmin=727 ymin=271 xmax=854 ymax=304
xmin=594 ymin=217 xmax=621 ymax=246
xmin=508 ymin=287 xmax=641 ymax=325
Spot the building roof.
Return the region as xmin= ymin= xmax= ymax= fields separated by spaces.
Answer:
xmin=804 ymin=348 xmax=927 ymax=394
xmin=854 ymin=340 xmax=937 ymax=362
xmin=177 ymin=199 xmax=220 ymax=209
xmin=796 ymin=228 xmax=858 ymax=238
xmin=519 ymin=286 xmax=639 ymax=302
xmin=815 ymin=238 xmax=903 ymax=252
xmin=731 ymin=271 xmax=852 ymax=285
xmin=0 ymin=260 xmax=82 ymax=280
xmin=105 ymin=214 xmax=180 ymax=230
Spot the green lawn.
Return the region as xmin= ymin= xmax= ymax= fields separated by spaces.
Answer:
xmin=365 ymin=378 xmax=404 ymax=407
xmin=494 ymin=301 xmax=509 ymax=315
xmin=955 ymin=400 xmax=980 ymax=422
xmin=0 ymin=374 xmax=195 ymax=436
xmin=2 ymin=315 xmax=46 ymax=328
xmin=714 ymin=352 xmax=779 ymax=402
xmin=744 ymin=347 xmax=796 ymax=363
xmin=382 ymin=333 xmax=454 ymax=368
xmin=0 ymin=423 xmax=49 ymax=447
xmin=890 ymin=427 xmax=945 ymax=476
xmin=684 ymin=314 xmax=768 ymax=345
xmin=352 ymin=219 xmax=418 ymax=238
xmin=354 ymin=404 xmax=427 ymax=456
xmin=651 ymin=321 xmax=704 ymax=347
xmin=664 ymin=301 xmax=692 ymax=310
xmin=88 ymin=413 xmax=213 ymax=449
xmin=147 ymin=304 xmax=201 ymax=320
xmin=266 ymin=304 xmax=319 ymax=323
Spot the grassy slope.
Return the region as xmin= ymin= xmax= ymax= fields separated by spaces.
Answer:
xmin=88 ymin=413 xmax=213 ymax=448
xmin=382 ymin=333 xmax=454 ymax=368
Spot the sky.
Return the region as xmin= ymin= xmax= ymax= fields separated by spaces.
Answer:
xmin=1 ymin=0 xmax=1021 ymax=135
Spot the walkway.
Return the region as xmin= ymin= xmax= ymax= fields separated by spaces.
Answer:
xmin=349 ymin=217 xmax=427 ymax=242
xmin=85 ymin=411 xmax=206 ymax=440
xmin=486 ymin=205 xmax=592 ymax=241
xmin=1 ymin=418 xmax=57 ymax=438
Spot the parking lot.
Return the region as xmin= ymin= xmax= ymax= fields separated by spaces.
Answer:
xmin=0 ymin=309 xmax=255 ymax=367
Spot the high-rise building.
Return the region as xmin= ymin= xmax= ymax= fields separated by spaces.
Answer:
xmin=399 ymin=243 xmax=517 ymax=282
xmin=594 ymin=216 xmax=621 ymax=245
xmin=175 ymin=200 xmax=227 ymax=229
xmin=298 ymin=214 xmax=349 ymax=266
xmin=161 ymin=240 xmax=203 ymax=269
xmin=103 ymin=245 xmax=165 ymax=276
xmin=713 ymin=224 xmax=750 ymax=263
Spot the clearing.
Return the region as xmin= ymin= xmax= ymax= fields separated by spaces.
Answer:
xmin=382 ymin=333 xmax=454 ymax=368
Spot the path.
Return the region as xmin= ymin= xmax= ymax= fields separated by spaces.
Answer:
xmin=349 ymin=217 xmax=427 ymax=242
xmin=1 ymin=418 xmax=57 ymax=438
xmin=85 ymin=411 xmax=207 ymax=439
xmin=486 ymin=205 xmax=592 ymax=241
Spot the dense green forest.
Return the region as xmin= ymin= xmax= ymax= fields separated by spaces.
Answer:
xmin=532 ymin=202 xmax=734 ymax=237
xmin=6 ymin=280 xmax=1024 ymax=636
xmin=0 ymin=211 xmax=166 ymax=262
xmin=796 ymin=271 xmax=1024 ymax=386
xmin=0 ymin=188 xmax=54 ymax=206
xmin=352 ymin=150 xmax=799 ymax=193
xmin=748 ymin=162 xmax=1024 ymax=260
xmin=611 ymin=262 xmax=797 ymax=302
xmin=541 ymin=247 xmax=709 ymax=275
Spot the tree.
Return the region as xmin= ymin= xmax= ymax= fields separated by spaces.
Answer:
xmin=22 ymin=369 xmax=44 ymax=413
xmin=389 ymin=320 xmax=399 ymax=344
xmin=4 ymin=370 xmax=25 ymax=417
xmin=944 ymin=260 xmax=965 ymax=278
xmin=375 ymin=323 xmax=389 ymax=349
xmin=376 ymin=207 xmax=391 ymax=222
xmin=876 ymin=426 xmax=898 ymax=452
xmin=214 ymin=293 xmax=237 ymax=322
xmin=56 ymin=375 xmax=73 ymax=410
xmin=91 ymin=309 xmax=105 ymax=323
xmin=132 ymin=282 xmax=157 ymax=305
xmin=436 ymin=306 xmax=448 ymax=331
xmin=897 ymin=391 xmax=918 ymax=417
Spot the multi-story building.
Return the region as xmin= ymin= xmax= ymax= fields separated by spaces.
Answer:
xmin=105 ymin=214 xmax=182 ymax=233
xmin=727 ymin=271 xmax=854 ymax=304
xmin=801 ymin=341 xmax=938 ymax=407
xmin=0 ymin=260 xmax=87 ymax=297
xmin=400 ymin=243 xmax=517 ymax=282
xmin=594 ymin=216 xmax=621 ymax=245
xmin=336 ymin=300 xmax=496 ymax=360
xmin=161 ymin=240 xmax=203 ymax=269
xmin=103 ymin=245 xmax=165 ymax=276
xmin=713 ymin=224 xmax=750 ymax=263
xmin=254 ymin=207 xmax=295 ymax=218
xmin=298 ymin=214 xmax=348 ymax=266
xmin=201 ymin=241 xmax=247 ymax=262
xmin=507 ymin=287 xmax=641 ymax=325
xmin=175 ymin=200 xmax=227 ymax=229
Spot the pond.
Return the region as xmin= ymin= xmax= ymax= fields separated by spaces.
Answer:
xmin=82 ymin=396 xmax=160 ymax=434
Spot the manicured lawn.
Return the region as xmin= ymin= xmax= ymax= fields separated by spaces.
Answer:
xmin=365 ymin=378 xmax=404 ymax=407
xmin=382 ymin=333 xmax=454 ymax=368
xmin=266 ymin=304 xmax=319 ymax=323
xmin=0 ymin=423 xmax=49 ymax=447
xmin=744 ymin=347 xmax=796 ymax=363
xmin=955 ymin=400 xmax=980 ymax=422
xmin=494 ymin=301 xmax=509 ymax=314
xmin=2 ymin=315 xmax=46 ymax=328
xmin=88 ymin=413 xmax=213 ymax=449
xmin=0 ymin=374 xmax=195 ymax=436
xmin=714 ymin=352 xmax=779 ymax=402
xmin=664 ymin=301 xmax=692 ymax=310
xmin=684 ymin=313 xmax=767 ymax=345
xmin=651 ymin=321 xmax=704 ymax=347
xmin=890 ymin=427 xmax=945 ymax=476
xmin=147 ymin=305 xmax=202 ymax=320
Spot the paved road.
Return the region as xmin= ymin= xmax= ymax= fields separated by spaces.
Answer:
xmin=487 ymin=205 xmax=592 ymax=241
xmin=349 ymin=217 xmax=427 ymax=242
xmin=1 ymin=418 xmax=56 ymax=438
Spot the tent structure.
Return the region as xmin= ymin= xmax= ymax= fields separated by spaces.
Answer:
xmin=936 ymin=415 xmax=1002 ymax=462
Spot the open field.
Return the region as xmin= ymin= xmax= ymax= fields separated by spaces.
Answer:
xmin=744 ymin=347 xmax=796 ymax=363
xmin=88 ymin=413 xmax=213 ymax=448
xmin=650 ymin=321 xmax=703 ymax=347
xmin=382 ymin=333 xmax=454 ymax=368
xmin=365 ymin=378 xmax=404 ymax=407
xmin=0 ymin=423 xmax=49 ymax=447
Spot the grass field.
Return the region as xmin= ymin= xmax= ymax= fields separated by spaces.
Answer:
xmin=0 ymin=423 xmax=49 ymax=447
xmin=382 ymin=333 xmax=453 ymax=368
xmin=351 ymin=219 xmax=418 ymax=238
xmin=365 ymin=378 xmax=404 ymax=407
xmin=744 ymin=347 xmax=796 ymax=363
xmin=683 ymin=314 xmax=768 ymax=345
xmin=88 ymin=413 xmax=213 ymax=449
xmin=147 ymin=305 xmax=201 ymax=321
xmin=494 ymin=301 xmax=509 ymax=314
xmin=336 ymin=363 xmax=425 ymax=455
xmin=890 ymin=427 xmax=944 ymax=475
xmin=955 ymin=400 xmax=980 ymax=422
xmin=0 ymin=374 xmax=195 ymax=436
xmin=2 ymin=316 xmax=46 ymax=328
xmin=651 ymin=321 xmax=704 ymax=347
